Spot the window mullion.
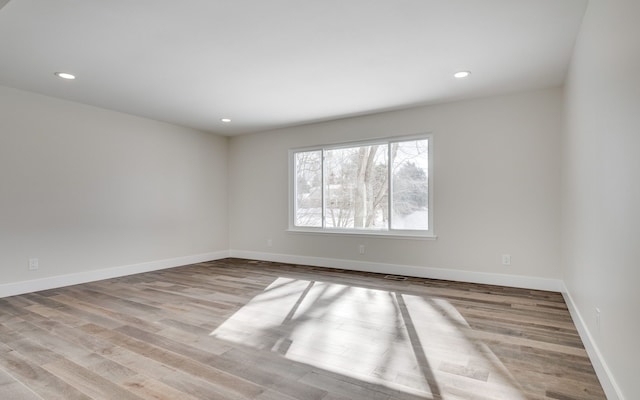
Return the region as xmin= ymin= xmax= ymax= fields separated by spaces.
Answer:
xmin=388 ymin=144 xmax=393 ymax=231
xmin=321 ymin=150 xmax=326 ymax=229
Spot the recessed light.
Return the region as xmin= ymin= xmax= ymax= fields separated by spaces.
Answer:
xmin=220 ymin=118 xmax=231 ymax=123
xmin=454 ymin=71 xmax=471 ymax=79
xmin=54 ymin=72 xmax=76 ymax=80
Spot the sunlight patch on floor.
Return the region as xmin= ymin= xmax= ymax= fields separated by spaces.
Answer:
xmin=211 ymin=277 xmax=527 ymax=399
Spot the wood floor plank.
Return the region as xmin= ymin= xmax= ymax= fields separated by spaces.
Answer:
xmin=97 ymin=344 xmax=238 ymax=399
xmin=0 ymin=258 xmax=606 ymax=400
xmin=41 ymin=358 xmax=143 ymax=400
xmin=119 ymin=375 xmax=202 ymax=400
xmin=0 ymin=344 xmax=92 ymax=400
xmin=0 ymin=366 xmax=43 ymax=400
xmin=84 ymin=323 xmax=266 ymax=399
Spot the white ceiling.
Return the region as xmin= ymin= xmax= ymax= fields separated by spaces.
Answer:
xmin=0 ymin=0 xmax=587 ymax=135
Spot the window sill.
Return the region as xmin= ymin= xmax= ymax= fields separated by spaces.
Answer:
xmin=286 ymin=228 xmax=437 ymax=240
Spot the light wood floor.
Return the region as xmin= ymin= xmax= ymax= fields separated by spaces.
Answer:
xmin=0 ymin=258 xmax=605 ymax=400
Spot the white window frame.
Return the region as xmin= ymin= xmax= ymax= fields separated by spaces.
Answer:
xmin=288 ymin=134 xmax=435 ymax=239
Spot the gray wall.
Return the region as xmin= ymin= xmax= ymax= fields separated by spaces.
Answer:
xmin=229 ymin=88 xmax=563 ymax=281
xmin=562 ymin=0 xmax=640 ymax=398
xmin=0 ymin=86 xmax=229 ymax=285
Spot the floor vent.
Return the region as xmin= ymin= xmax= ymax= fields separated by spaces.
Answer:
xmin=383 ymin=274 xmax=408 ymax=281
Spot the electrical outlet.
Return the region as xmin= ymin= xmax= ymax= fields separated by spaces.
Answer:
xmin=502 ymin=254 xmax=511 ymax=265
xmin=28 ymin=258 xmax=39 ymax=271
xmin=266 ymin=239 xmax=273 ymax=247
xmin=595 ymin=307 xmax=601 ymax=332
xmin=358 ymin=245 xmax=365 ymax=255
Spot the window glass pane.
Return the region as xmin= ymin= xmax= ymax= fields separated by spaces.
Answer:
xmin=295 ymin=150 xmax=322 ymax=227
xmin=391 ymin=139 xmax=429 ymax=230
xmin=325 ymin=145 xmax=388 ymax=229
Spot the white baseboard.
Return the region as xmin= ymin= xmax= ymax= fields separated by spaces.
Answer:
xmin=228 ymin=250 xmax=563 ymax=292
xmin=562 ymin=284 xmax=624 ymax=400
xmin=0 ymin=250 xmax=229 ymax=299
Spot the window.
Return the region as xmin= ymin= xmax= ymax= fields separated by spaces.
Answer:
xmin=290 ymin=135 xmax=433 ymax=237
